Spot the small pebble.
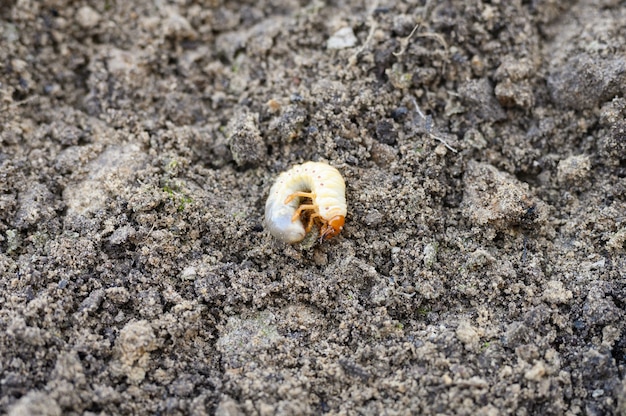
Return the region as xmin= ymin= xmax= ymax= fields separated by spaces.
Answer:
xmin=327 ymin=27 xmax=357 ymax=49
xmin=76 ymin=6 xmax=101 ymax=29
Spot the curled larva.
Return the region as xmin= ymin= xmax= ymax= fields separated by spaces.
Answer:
xmin=265 ymin=161 xmax=347 ymax=244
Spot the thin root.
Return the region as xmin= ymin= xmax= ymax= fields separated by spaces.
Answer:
xmin=305 ymin=212 xmax=321 ymax=232
xmin=349 ymin=0 xmax=379 ymax=66
xmin=393 ymin=22 xmax=421 ymax=57
xmin=393 ymin=22 xmax=448 ymax=57
xmin=410 ymin=97 xmax=458 ymax=153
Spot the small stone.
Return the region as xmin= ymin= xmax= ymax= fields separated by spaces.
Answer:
xmin=423 ymin=244 xmax=437 ymax=268
xmin=215 ymin=396 xmax=244 ymax=416
xmin=116 ymin=320 xmax=158 ymax=383
xmin=459 ymin=79 xmax=506 ymax=121
xmin=180 ymin=266 xmax=197 ymax=280
xmin=8 ymin=391 xmax=62 ymax=416
xmin=524 ymin=361 xmax=546 ymax=381
xmin=364 ymin=209 xmax=383 ymax=226
xmin=456 ymin=320 xmax=479 ymax=347
xmin=79 ymin=289 xmax=105 ymax=314
xmin=76 ymin=6 xmax=101 ymax=29
xmin=105 ymin=287 xmax=131 ymax=305
xmin=557 ymin=154 xmax=591 ymax=184
xmin=548 ymin=54 xmax=626 ymax=110
xmin=462 ymin=161 xmax=546 ymax=230
xmin=607 ymin=228 xmax=626 ymax=252
xmin=390 ymin=106 xmax=408 ymax=122
xmin=542 ymin=280 xmax=573 ymax=304
xmin=227 ymin=110 xmax=266 ymax=167
xmin=370 ymin=142 xmax=397 ymax=167
xmin=601 ymin=325 xmax=620 ymax=347
xmin=592 ymin=389 xmax=604 ymax=398
xmin=466 ymin=249 xmax=495 ymax=270
xmin=194 ymin=272 xmax=227 ymax=302
xmin=327 ymin=27 xmax=357 ymax=49
xmin=495 ymin=80 xmax=535 ymax=109
xmin=375 ymin=120 xmax=397 ymax=145
xmin=109 ymin=226 xmax=136 ymax=245
xmin=162 ymin=10 xmax=196 ymax=39
xmin=14 ymin=183 xmax=57 ymax=230
xmin=268 ymin=105 xmax=307 ymax=142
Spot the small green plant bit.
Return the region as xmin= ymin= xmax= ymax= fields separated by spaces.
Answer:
xmin=162 ymin=183 xmax=193 ymax=212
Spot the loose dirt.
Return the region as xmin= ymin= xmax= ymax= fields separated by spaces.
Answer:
xmin=1 ymin=1 xmax=625 ymax=415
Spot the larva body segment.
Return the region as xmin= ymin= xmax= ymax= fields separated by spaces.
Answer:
xmin=265 ymin=161 xmax=347 ymax=244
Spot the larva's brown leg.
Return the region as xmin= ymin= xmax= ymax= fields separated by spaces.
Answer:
xmin=291 ymin=204 xmax=317 ymax=222
xmin=305 ymin=213 xmax=321 ymax=232
xmin=284 ymin=191 xmax=315 ymax=204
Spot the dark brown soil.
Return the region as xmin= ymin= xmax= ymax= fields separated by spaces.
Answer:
xmin=1 ymin=1 xmax=625 ymax=415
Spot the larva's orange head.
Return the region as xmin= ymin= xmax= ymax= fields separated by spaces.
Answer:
xmin=320 ymin=215 xmax=345 ymax=240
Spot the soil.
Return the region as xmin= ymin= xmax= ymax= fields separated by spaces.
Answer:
xmin=1 ymin=1 xmax=625 ymax=415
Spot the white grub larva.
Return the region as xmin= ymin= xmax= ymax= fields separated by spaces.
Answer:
xmin=265 ymin=161 xmax=347 ymax=244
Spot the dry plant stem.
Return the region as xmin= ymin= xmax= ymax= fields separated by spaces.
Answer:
xmin=393 ymin=0 xmax=448 ymax=58
xmin=394 ymin=26 xmax=448 ymax=56
xmin=411 ymin=97 xmax=459 ymax=153
xmin=349 ymin=0 xmax=379 ymax=66
xmin=393 ymin=22 xmax=421 ymax=57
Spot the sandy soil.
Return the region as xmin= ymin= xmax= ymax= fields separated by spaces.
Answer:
xmin=1 ymin=0 xmax=625 ymax=415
